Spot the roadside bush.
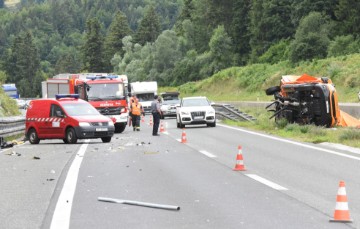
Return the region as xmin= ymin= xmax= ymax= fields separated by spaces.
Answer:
xmin=328 ymin=35 xmax=360 ymax=57
xmin=339 ymin=128 xmax=360 ymax=141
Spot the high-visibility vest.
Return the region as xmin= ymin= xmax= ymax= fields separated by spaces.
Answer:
xmin=131 ymin=103 xmax=141 ymax=115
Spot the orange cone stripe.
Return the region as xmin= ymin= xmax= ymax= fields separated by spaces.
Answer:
xmin=336 ymin=195 xmax=348 ymax=202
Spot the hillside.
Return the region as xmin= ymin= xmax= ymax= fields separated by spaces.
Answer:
xmin=2 ymin=53 xmax=360 ymax=117
xmin=174 ymin=54 xmax=360 ymax=103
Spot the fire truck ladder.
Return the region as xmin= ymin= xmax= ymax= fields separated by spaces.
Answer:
xmin=212 ymin=104 xmax=256 ymax=122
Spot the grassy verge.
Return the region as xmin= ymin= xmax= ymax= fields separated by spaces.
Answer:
xmin=222 ymin=107 xmax=360 ymax=148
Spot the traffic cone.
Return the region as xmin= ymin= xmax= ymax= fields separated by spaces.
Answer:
xmin=181 ymin=129 xmax=187 ymax=143
xmin=330 ymin=181 xmax=352 ymax=223
xmin=233 ymin=145 xmax=246 ymax=171
xmin=160 ymin=121 xmax=165 ymax=132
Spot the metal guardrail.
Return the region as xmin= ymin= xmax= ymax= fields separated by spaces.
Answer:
xmin=213 ymin=103 xmax=256 ymax=122
xmin=0 ymin=116 xmax=25 ymax=138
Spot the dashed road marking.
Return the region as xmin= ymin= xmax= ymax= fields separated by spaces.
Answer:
xmin=199 ymin=150 xmax=216 ymax=158
xmin=245 ymin=174 xmax=288 ymax=191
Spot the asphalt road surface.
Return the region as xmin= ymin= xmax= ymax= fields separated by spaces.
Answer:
xmin=0 ymin=116 xmax=359 ymax=229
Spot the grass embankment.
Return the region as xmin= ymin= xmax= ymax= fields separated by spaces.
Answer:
xmin=170 ymin=54 xmax=360 ymax=103
xmin=160 ymin=54 xmax=360 ymax=148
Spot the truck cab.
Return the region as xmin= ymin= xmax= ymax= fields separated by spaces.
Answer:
xmin=129 ymin=81 xmax=158 ymax=113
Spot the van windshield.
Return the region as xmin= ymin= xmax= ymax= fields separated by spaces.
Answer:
xmin=62 ymin=103 xmax=100 ymax=116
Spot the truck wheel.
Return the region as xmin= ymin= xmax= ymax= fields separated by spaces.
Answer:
xmin=66 ymin=127 xmax=78 ymax=144
xmin=265 ymin=86 xmax=281 ymax=96
xmin=101 ymin=137 xmax=111 ymax=143
xmin=28 ymin=128 xmax=40 ymax=144
xmin=115 ymin=123 xmax=126 ymax=133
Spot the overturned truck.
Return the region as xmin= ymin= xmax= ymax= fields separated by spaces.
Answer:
xmin=265 ymin=74 xmax=360 ymax=128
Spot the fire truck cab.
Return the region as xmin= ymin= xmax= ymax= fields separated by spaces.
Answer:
xmin=25 ymin=94 xmax=115 ymax=144
xmin=42 ymin=73 xmax=129 ymax=133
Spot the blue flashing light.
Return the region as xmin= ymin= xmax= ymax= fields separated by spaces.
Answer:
xmin=55 ymin=94 xmax=79 ymax=100
xmin=86 ymin=75 xmax=118 ymax=80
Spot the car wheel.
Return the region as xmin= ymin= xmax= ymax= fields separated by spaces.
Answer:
xmin=176 ymin=116 xmax=180 ymax=128
xmin=101 ymin=137 xmax=111 ymax=143
xmin=115 ymin=123 xmax=126 ymax=133
xmin=66 ymin=127 xmax=78 ymax=144
xmin=28 ymin=128 xmax=40 ymax=144
xmin=179 ymin=120 xmax=185 ymax=129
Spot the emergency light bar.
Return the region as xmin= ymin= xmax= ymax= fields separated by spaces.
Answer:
xmin=86 ymin=75 xmax=118 ymax=80
xmin=55 ymin=94 xmax=79 ymax=99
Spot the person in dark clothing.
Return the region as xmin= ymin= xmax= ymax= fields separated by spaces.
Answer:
xmin=151 ymin=95 xmax=162 ymax=136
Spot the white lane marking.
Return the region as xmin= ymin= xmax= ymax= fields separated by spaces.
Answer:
xmin=199 ymin=150 xmax=217 ymax=158
xmin=246 ymin=174 xmax=288 ymax=191
xmin=50 ymin=140 xmax=90 ymax=229
xmin=218 ymin=124 xmax=360 ymax=161
xmin=319 ymin=142 xmax=360 ymax=155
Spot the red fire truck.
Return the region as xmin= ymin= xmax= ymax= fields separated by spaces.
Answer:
xmin=41 ymin=73 xmax=129 ymax=133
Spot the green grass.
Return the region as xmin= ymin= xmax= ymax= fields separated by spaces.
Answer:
xmin=164 ymin=54 xmax=360 ymax=103
xmin=221 ymin=107 xmax=360 ymax=148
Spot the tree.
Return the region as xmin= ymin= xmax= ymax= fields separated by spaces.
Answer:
xmin=231 ymin=0 xmax=251 ymax=65
xmin=104 ymin=10 xmax=132 ymax=72
xmin=335 ymin=0 xmax=360 ymax=36
xmin=5 ymin=31 xmax=42 ymax=97
xmin=249 ymin=0 xmax=295 ymax=63
xmin=175 ymin=0 xmax=194 ymax=35
xmin=208 ymin=25 xmax=234 ymax=74
xmin=82 ymin=18 xmax=105 ymax=72
xmin=289 ymin=12 xmax=332 ymax=63
xmin=135 ymin=5 xmax=161 ymax=45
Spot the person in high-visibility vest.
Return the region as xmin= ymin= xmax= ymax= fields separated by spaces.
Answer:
xmin=130 ymin=98 xmax=143 ymax=131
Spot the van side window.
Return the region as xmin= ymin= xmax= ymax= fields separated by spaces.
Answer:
xmin=50 ymin=104 xmax=64 ymax=117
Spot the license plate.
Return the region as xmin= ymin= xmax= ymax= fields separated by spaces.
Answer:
xmin=96 ymin=128 xmax=108 ymax=131
xmin=194 ymin=116 xmax=204 ymax=120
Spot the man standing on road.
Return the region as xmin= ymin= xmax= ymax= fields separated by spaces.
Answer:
xmin=151 ymin=95 xmax=162 ymax=136
xmin=130 ymin=98 xmax=143 ymax=131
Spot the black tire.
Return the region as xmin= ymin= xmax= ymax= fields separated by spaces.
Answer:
xmin=265 ymin=86 xmax=281 ymax=96
xmin=207 ymin=121 xmax=216 ymax=127
xmin=115 ymin=123 xmax=126 ymax=133
xmin=176 ymin=116 xmax=181 ymax=128
xmin=101 ymin=137 xmax=111 ymax=143
xmin=179 ymin=120 xmax=185 ymax=129
xmin=65 ymin=127 xmax=78 ymax=144
xmin=28 ymin=128 xmax=40 ymax=144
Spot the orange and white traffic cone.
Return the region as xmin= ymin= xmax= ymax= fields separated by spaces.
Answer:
xmin=330 ymin=181 xmax=352 ymax=223
xmin=233 ymin=145 xmax=246 ymax=171
xmin=181 ymin=129 xmax=187 ymax=143
xmin=160 ymin=121 xmax=165 ymax=132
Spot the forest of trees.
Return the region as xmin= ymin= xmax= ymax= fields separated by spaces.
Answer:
xmin=0 ymin=0 xmax=360 ymax=97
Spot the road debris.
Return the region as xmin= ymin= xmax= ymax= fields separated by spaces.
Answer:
xmin=98 ymin=197 xmax=180 ymax=211
xmin=33 ymin=156 xmax=40 ymax=160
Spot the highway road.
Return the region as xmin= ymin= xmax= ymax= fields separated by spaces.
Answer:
xmin=0 ymin=116 xmax=359 ymax=229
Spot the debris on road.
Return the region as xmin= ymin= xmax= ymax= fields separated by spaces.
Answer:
xmin=33 ymin=156 xmax=40 ymax=160
xmin=98 ymin=197 xmax=180 ymax=211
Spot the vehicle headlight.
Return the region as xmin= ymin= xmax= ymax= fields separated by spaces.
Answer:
xmin=181 ymin=111 xmax=189 ymax=115
xmin=79 ymin=122 xmax=91 ymax=127
xmin=207 ymin=110 xmax=215 ymax=115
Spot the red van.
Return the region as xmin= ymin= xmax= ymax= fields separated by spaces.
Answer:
xmin=25 ymin=94 xmax=115 ymax=144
